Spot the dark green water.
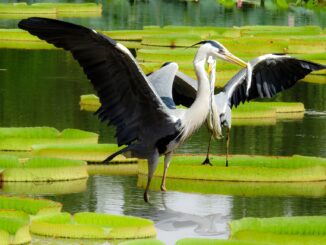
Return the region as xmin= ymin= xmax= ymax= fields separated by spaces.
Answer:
xmin=0 ymin=0 xmax=325 ymax=29
xmin=0 ymin=1 xmax=326 ymax=244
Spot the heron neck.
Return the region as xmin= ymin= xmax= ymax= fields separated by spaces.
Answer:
xmin=181 ymin=59 xmax=211 ymax=141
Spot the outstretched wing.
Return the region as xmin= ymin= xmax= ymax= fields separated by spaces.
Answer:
xmin=147 ymin=62 xmax=179 ymax=109
xmin=172 ymin=71 xmax=198 ymax=108
xmin=19 ymin=17 xmax=177 ymax=149
xmin=224 ymin=54 xmax=326 ymax=108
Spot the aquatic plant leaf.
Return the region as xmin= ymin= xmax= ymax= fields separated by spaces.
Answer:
xmin=31 ymin=143 xmax=137 ymax=163
xmin=230 ymin=216 xmax=326 ymax=244
xmin=30 ymin=212 xmax=156 ymax=239
xmin=119 ymin=239 xmax=165 ymax=245
xmin=138 ymin=155 xmax=326 ymax=182
xmin=1 ymin=179 xmax=87 ymax=196
xmin=87 ymin=164 xmax=138 ymax=176
xmin=0 ymin=210 xmax=31 ymax=245
xmin=0 ymin=127 xmax=98 ymax=151
xmin=137 ymin=175 xmax=326 ymax=197
xmin=176 ymin=238 xmax=271 ymax=245
xmin=0 ymin=195 xmax=62 ymax=215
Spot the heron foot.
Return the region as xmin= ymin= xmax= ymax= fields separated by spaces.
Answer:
xmin=160 ymin=185 xmax=167 ymax=192
xmin=144 ymin=191 xmax=150 ymax=203
xmin=225 ymin=159 xmax=229 ymax=167
xmin=201 ymin=157 xmax=212 ymax=166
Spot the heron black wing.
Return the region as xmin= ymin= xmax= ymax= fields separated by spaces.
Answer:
xmin=18 ymin=17 xmax=177 ymax=151
xmin=224 ymin=54 xmax=326 ymax=108
xmin=172 ymin=71 xmax=197 ymax=107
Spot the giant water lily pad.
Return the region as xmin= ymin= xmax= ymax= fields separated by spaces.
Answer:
xmin=31 ymin=143 xmax=136 ymax=163
xmin=0 ymin=210 xmax=31 ymax=245
xmin=0 ymin=127 xmax=98 ymax=151
xmin=0 ymin=196 xmax=61 ymax=215
xmin=30 ymin=212 xmax=156 ymax=239
xmin=137 ymin=175 xmax=326 ymax=197
xmin=0 ymin=155 xmax=88 ymax=182
xmin=230 ymin=216 xmax=326 ymax=244
xmin=0 ymin=3 xmax=101 ymax=14
xmin=176 ymin=238 xmax=270 ymax=245
xmin=0 ymin=179 xmax=87 ymax=196
xmin=80 ymin=94 xmax=305 ymax=120
xmin=138 ymin=155 xmax=326 ymax=182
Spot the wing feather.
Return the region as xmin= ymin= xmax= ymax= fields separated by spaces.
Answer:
xmin=224 ymin=54 xmax=325 ymax=108
xmin=19 ymin=17 xmax=177 ymax=152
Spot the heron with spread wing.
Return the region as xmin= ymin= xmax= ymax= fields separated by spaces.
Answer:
xmin=162 ymin=55 xmax=325 ymax=166
xmin=18 ymin=18 xmax=247 ymax=202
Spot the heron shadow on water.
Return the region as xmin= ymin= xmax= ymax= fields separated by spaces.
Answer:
xmin=18 ymin=17 xmax=247 ymax=202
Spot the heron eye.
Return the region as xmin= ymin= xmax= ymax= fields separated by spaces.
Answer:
xmin=219 ymin=49 xmax=226 ymax=55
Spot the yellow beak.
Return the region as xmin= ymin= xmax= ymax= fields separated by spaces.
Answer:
xmin=225 ymin=52 xmax=247 ymax=67
xmin=207 ymin=63 xmax=213 ymax=74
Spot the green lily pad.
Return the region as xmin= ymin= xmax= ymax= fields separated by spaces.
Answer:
xmin=0 ymin=195 xmax=62 ymax=215
xmin=0 ymin=127 xmax=98 ymax=151
xmin=0 ymin=155 xmax=88 ymax=182
xmin=30 ymin=212 xmax=156 ymax=239
xmin=138 ymin=155 xmax=326 ymax=182
xmin=1 ymin=179 xmax=87 ymax=195
xmin=137 ymin=175 xmax=326 ymax=197
xmin=0 ymin=210 xmax=31 ymax=245
xmin=176 ymin=238 xmax=270 ymax=245
xmin=230 ymin=216 xmax=326 ymax=244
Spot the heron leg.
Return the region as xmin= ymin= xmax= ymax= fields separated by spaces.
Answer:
xmin=161 ymin=152 xmax=172 ymax=192
xmin=226 ymin=127 xmax=230 ymax=167
xmin=144 ymin=150 xmax=159 ymax=203
xmin=202 ymin=135 xmax=213 ymax=166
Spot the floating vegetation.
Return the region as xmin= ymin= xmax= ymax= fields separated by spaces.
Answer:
xmin=119 ymin=239 xmax=165 ymax=245
xmin=230 ymin=216 xmax=326 ymax=244
xmin=232 ymin=102 xmax=304 ymax=119
xmin=80 ymin=94 xmax=304 ymax=121
xmin=0 ymin=195 xmax=62 ymax=215
xmin=31 ymin=143 xmax=125 ymax=162
xmin=137 ymin=175 xmax=326 ymax=197
xmin=138 ymin=155 xmax=326 ymax=182
xmin=0 ymin=155 xmax=88 ymax=182
xmin=0 ymin=127 xmax=98 ymax=151
xmin=1 ymin=179 xmax=87 ymax=196
xmin=0 ymin=3 xmax=102 ymax=18
xmin=3 ymin=25 xmax=325 ymax=85
xmin=0 ymin=210 xmax=31 ymax=245
xmin=88 ymin=164 xmax=138 ymax=176
xmin=176 ymin=238 xmax=268 ymax=245
xmin=30 ymin=212 xmax=156 ymax=239
xmin=79 ymin=94 xmax=101 ymax=112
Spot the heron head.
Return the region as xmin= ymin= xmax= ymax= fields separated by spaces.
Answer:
xmin=195 ymin=40 xmax=247 ymax=68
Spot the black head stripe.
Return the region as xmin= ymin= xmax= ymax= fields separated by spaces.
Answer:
xmin=189 ymin=40 xmax=224 ymax=50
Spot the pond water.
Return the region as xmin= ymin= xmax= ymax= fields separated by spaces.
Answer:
xmin=0 ymin=0 xmax=326 ymax=244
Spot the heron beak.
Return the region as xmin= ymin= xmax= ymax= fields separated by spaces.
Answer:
xmin=207 ymin=63 xmax=213 ymax=74
xmin=224 ymin=52 xmax=247 ymax=67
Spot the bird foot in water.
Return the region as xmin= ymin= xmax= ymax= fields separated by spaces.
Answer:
xmin=144 ymin=192 xmax=150 ymax=203
xmin=160 ymin=185 xmax=167 ymax=192
xmin=201 ymin=157 xmax=212 ymax=166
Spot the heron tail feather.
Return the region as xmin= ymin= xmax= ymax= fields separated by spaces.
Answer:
xmin=103 ymin=145 xmax=131 ymax=164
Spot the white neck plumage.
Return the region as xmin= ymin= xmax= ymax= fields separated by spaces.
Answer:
xmin=180 ymin=51 xmax=212 ymax=142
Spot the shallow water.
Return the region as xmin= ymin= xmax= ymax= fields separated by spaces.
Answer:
xmin=0 ymin=0 xmax=326 ymax=244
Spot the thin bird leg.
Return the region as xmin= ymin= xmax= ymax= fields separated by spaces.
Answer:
xmin=160 ymin=152 xmax=172 ymax=192
xmin=225 ymin=127 xmax=230 ymax=167
xmin=144 ymin=150 xmax=160 ymax=203
xmin=202 ymin=135 xmax=213 ymax=166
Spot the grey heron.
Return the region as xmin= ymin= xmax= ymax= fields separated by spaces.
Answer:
xmin=162 ymin=54 xmax=325 ymax=166
xmin=18 ymin=17 xmax=247 ymax=202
